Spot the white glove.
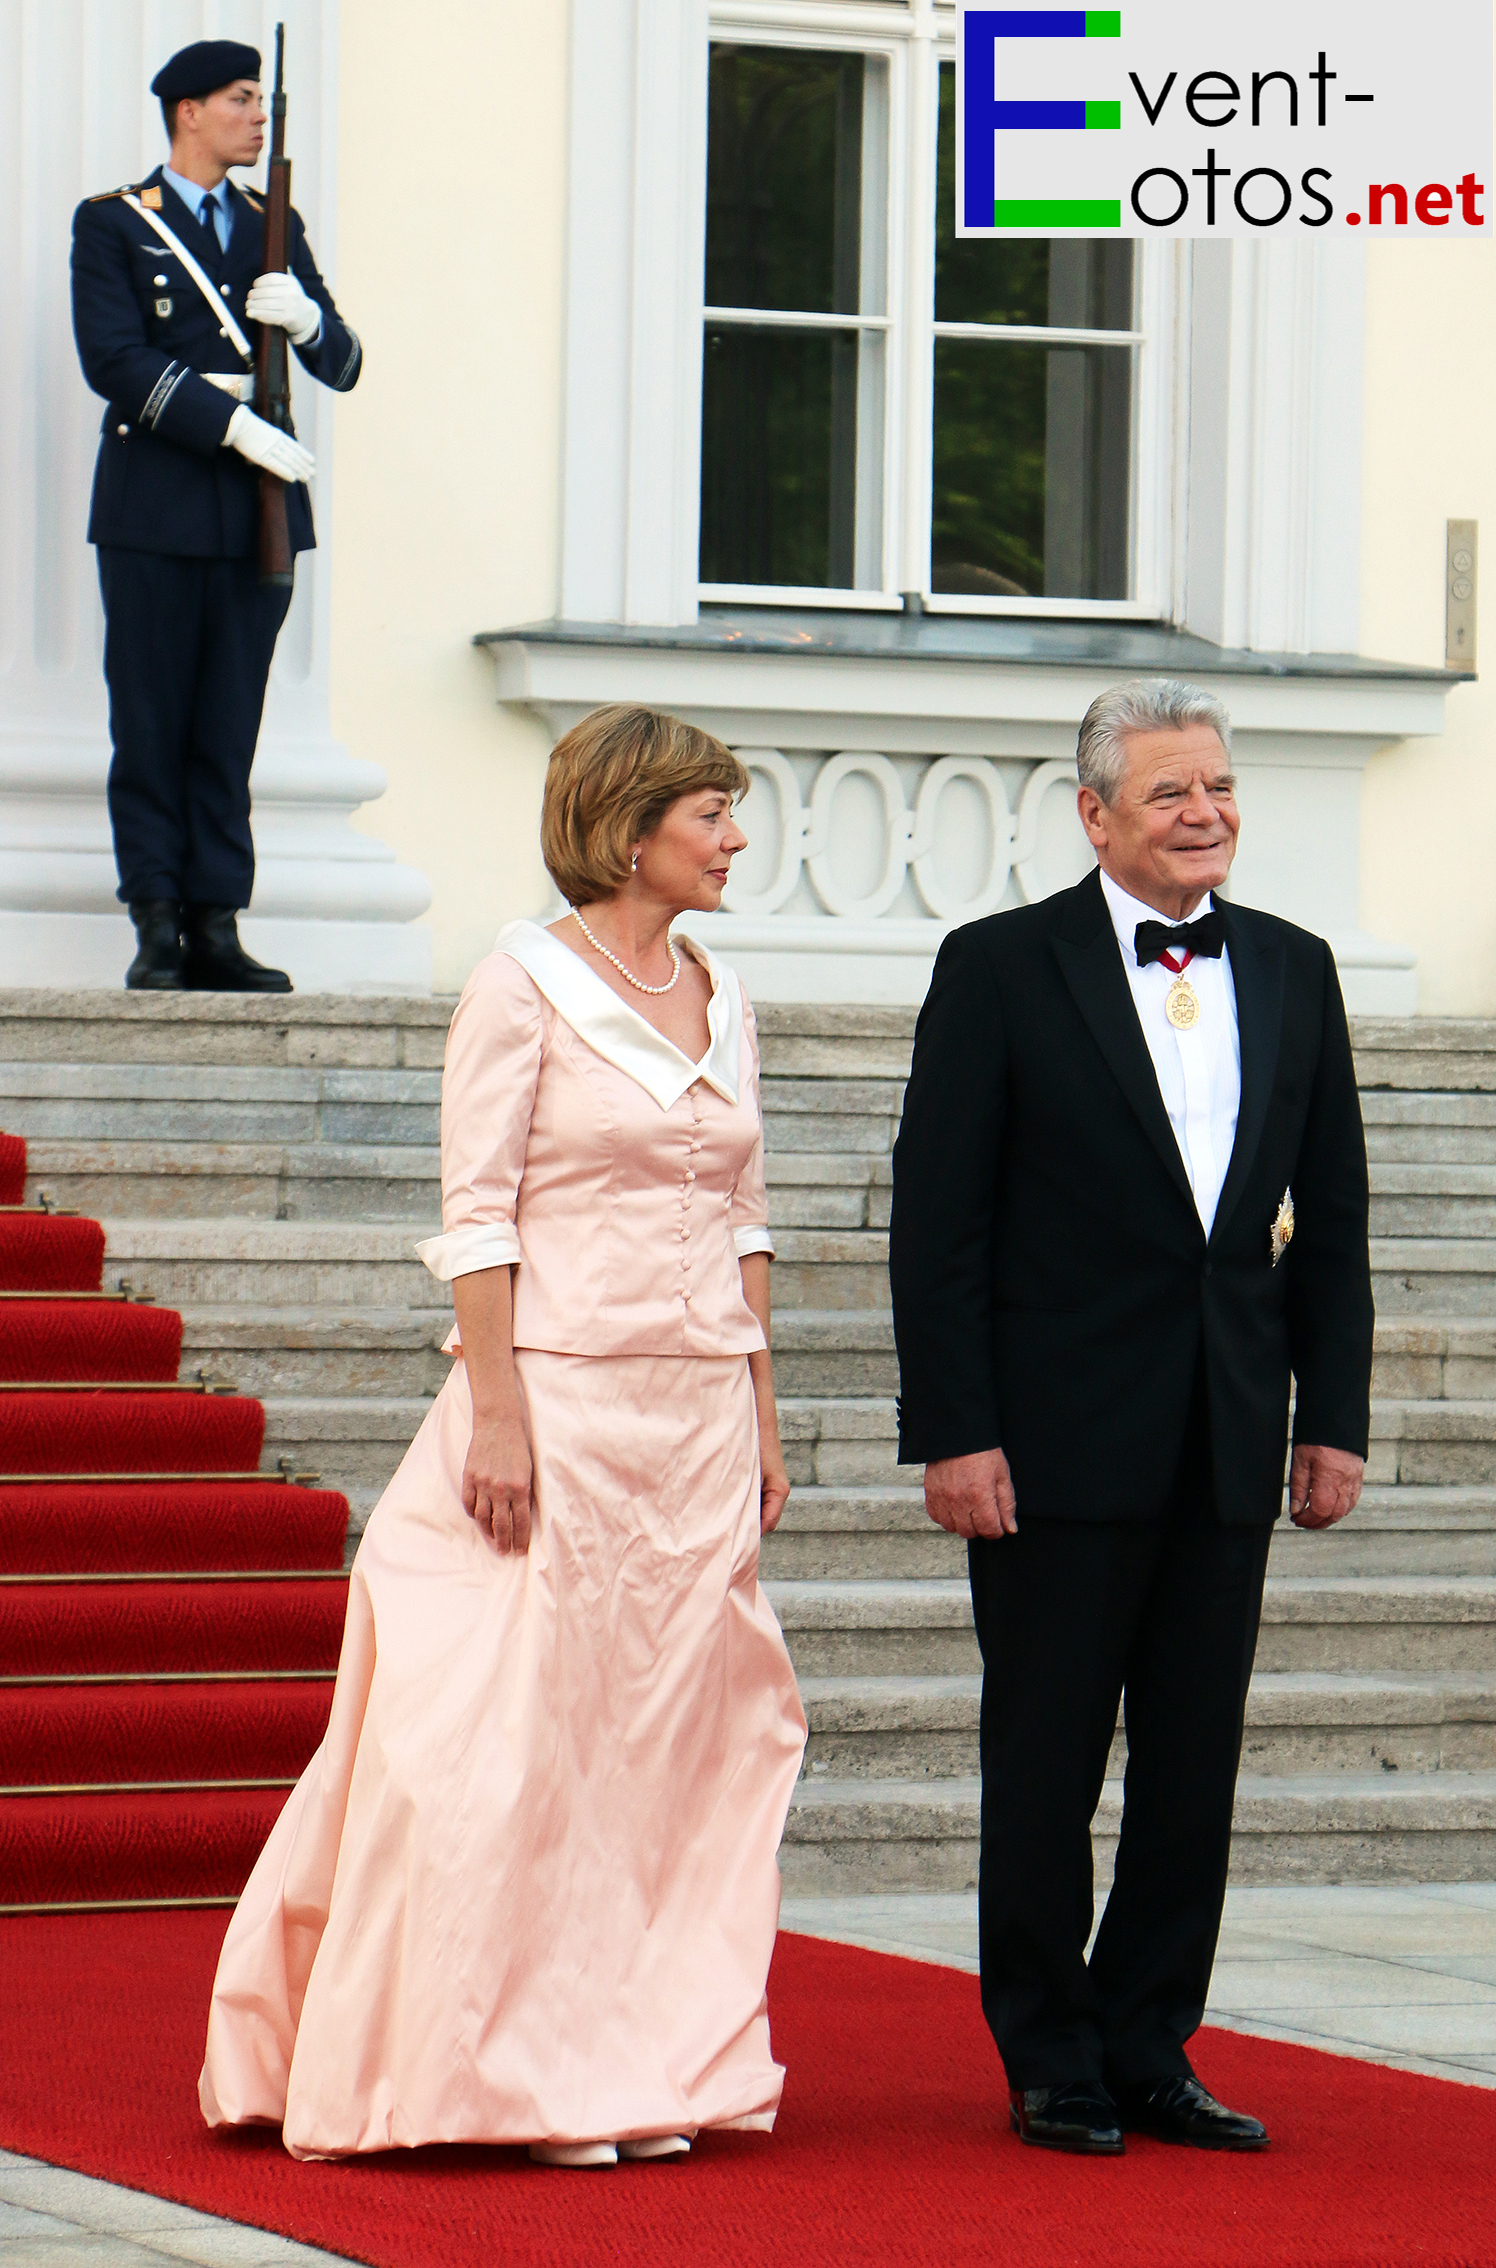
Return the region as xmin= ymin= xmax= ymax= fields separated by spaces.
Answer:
xmin=246 ymin=270 xmax=322 ymax=347
xmin=223 ymin=404 xmax=315 ymax=485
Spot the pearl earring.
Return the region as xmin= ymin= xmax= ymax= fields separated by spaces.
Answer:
xmin=631 ymin=851 xmax=639 ymax=871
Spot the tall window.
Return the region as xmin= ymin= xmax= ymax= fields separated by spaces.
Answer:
xmin=931 ymin=66 xmax=1133 ymax=601
xmin=701 ymin=46 xmax=888 ymax=592
xmin=699 ymin=40 xmax=1144 ymax=611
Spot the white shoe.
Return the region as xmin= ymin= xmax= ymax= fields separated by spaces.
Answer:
xmin=618 ymin=2134 xmax=691 ymax=2161
xmin=527 ymin=2140 xmax=619 ymax=2168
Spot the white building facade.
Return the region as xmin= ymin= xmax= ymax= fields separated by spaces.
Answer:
xmin=2 ymin=0 xmax=1487 ymax=1008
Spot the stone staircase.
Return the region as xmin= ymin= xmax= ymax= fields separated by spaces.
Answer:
xmin=0 ymin=991 xmax=1492 ymax=1892
xmin=765 ymin=1014 xmax=1496 ymax=1894
xmin=0 ymin=998 xmax=453 ymax=1521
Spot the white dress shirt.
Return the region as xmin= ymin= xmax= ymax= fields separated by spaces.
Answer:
xmin=1098 ymin=868 xmax=1242 ymax=1237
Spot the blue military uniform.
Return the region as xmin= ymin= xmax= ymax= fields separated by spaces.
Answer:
xmin=70 ymin=160 xmax=361 ymax=916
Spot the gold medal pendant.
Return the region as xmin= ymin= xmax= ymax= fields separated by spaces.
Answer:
xmin=1165 ymin=976 xmax=1200 ymax=1031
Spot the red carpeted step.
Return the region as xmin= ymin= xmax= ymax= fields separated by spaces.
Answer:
xmin=0 ymin=1301 xmax=184 ymax=1384
xmin=0 ymin=1481 xmax=349 ymax=1574
xmin=0 ymin=1391 xmax=264 ymax=1474
xmin=0 ymin=1577 xmax=348 ymax=1676
xmin=0 ymin=1786 xmax=290 ymax=1906
xmin=0 ymin=1216 xmax=105 ymax=1292
xmin=0 ymin=1135 xmax=25 ymax=1205
xmin=0 ymin=1678 xmax=334 ymax=1788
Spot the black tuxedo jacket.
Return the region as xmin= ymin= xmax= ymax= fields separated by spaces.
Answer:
xmin=889 ymin=871 xmax=1373 ymax=1525
xmin=71 ymin=166 xmax=362 ymax=559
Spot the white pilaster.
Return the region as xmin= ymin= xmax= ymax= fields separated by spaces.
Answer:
xmin=0 ymin=0 xmax=431 ymax=992
xmin=559 ymin=0 xmax=710 ymax=626
xmin=1183 ymin=238 xmax=1367 ymax=658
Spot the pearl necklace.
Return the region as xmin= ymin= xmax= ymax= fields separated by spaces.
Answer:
xmin=571 ymin=909 xmax=682 ymax=995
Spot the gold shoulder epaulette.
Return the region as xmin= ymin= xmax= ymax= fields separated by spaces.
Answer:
xmin=88 ymin=183 xmax=138 ymax=203
xmin=238 ymin=187 xmax=263 ymax=211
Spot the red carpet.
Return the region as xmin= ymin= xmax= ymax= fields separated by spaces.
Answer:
xmin=0 ymin=1390 xmax=264 ymax=1472
xmin=0 ymin=1791 xmax=295 ymax=1906
xmin=0 ymin=1299 xmax=183 ymax=1381
xmin=0 ymin=1915 xmax=1492 ymax=2268
xmin=0 ymin=1480 xmax=350 ymax=1573
xmin=1 ymin=1678 xmax=335 ymax=1784
xmin=1 ymin=1576 xmax=348 ymax=1675
xmin=0 ymin=1133 xmax=25 ymax=1203
xmin=0 ymin=1125 xmax=353 ymax=1912
xmin=0 ymin=1213 xmax=106 ymax=1290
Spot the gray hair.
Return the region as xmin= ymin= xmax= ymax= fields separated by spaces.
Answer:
xmin=1075 ymin=679 xmax=1233 ymax=806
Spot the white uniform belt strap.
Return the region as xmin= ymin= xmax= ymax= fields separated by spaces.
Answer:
xmin=122 ymin=194 xmax=254 ymax=364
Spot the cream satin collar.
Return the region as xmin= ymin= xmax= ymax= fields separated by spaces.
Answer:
xmin=494 ymin=919 xmax=743 ymax=1109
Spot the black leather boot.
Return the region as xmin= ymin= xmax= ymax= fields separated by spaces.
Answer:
xmin=125 ymin=900 xmax=185 ymax=990
xmin=181 ymin=905 xmax=293 ymax=993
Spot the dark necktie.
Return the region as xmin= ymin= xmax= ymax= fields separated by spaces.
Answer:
xmin=201 ymin=191 xmax=227 ymax=253
xmin=1133 ymin=910 xmax=1226 ymax=967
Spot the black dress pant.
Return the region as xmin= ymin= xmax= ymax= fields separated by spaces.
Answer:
xmin=968 ymin=1370 xmax=1273 ymax=2092
xmin=97 ymin=547 xmax=293 ymax=908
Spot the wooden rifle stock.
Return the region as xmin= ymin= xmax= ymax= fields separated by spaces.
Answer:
xmin=254 ymin=23 xmax=294 ymax=588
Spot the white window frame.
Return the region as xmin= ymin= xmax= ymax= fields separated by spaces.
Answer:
xmin=700 ymin=22 xmax=907 ymax=611
xmin=556 ymin=0 xmax=1366 ymax=654
xmin=701 ymin=2 xmax=1181 ymax=621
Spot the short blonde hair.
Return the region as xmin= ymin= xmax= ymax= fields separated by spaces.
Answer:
xmin=541 ymin=705 xmax=750 ymax=906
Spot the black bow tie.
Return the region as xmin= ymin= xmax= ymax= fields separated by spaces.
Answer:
xmin=1133 ymin=910 xmax=1225 ymax=966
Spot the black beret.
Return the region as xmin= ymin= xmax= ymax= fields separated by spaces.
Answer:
xmin=150 ymin=40 xmax=261 ymax=102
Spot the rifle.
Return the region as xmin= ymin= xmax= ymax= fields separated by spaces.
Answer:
xmin=254 ymin=23 xmax=294 ymax=588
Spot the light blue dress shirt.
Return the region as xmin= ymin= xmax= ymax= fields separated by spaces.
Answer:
xmin=163 ymin=166 xmax=233 ymax=248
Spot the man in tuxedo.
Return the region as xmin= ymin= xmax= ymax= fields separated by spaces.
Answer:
xmin=889 ymin=679 xmax=1372 ymax=2156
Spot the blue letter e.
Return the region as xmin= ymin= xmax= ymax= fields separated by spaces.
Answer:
xmin=963 ymin=12 xmax=1004 ymax=230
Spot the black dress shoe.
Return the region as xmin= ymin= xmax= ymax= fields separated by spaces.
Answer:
xmin=181 ymin=906 xmax=292 ymax=994
xmin=1114 ymin=2075 xmax=1269 ymax=2151
xmin=1009 ymin=2084 xmax=1124 ymax=2155
xmin=125 ymin=900 xmax=185 ymax=990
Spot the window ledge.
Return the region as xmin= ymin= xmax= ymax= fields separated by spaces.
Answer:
xmin=476 ymin=605 xmax=1467 ymax=687
xmin=478 ymin=605 xmax=1464 ymax=762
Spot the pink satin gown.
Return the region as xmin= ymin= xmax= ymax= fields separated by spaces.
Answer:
xmin=199 ymin=922 xmax=808 ymax=2157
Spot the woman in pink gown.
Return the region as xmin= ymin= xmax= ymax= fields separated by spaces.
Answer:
xmin=199 ymin=706 xmax=807 ymax=2166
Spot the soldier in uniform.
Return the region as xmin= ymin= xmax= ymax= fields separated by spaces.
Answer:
xmin=70 ymin=38 xmax=363 ymax=991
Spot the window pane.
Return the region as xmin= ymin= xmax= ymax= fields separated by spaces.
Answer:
xmin=931 ymin=340 xmax=1131 ymax=599
xmin=934 ymin=61 xmax=1133 ymax=329
xmin=706 ymin=45 xmax=865 ymax=314
xmin=702 ymin=325 xmax=874 ymax=587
